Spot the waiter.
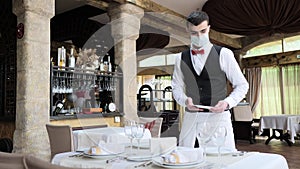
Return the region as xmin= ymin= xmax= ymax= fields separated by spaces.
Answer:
xmin=171 ymin=10 xmax=249 ymax=149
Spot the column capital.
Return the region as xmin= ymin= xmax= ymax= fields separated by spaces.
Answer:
xmin=13 ymin=0 xmax=55 ymax=18
xmin=108 ymin=2 xmax=144 ymax=41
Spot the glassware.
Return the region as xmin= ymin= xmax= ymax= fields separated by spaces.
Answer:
xmin=196 ymin=122 xmax=211 ymax=161
xmin=124 ymin=120 xmax=136 ymax=154
xmin=212 ymin=126 xmax=227 ymax=158
xmin=132 ymin=123 xmax=145 ymax=153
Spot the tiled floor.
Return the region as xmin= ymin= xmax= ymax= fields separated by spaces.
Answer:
xmin=236 ymin=136 xmax=300 ymax=169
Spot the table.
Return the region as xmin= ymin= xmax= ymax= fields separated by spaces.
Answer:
xmin=259 ymin=115 xmax=300 ymax=146
xmin=52 ymin=151 xmax=289 ymax=169
xmin=73 ymin=127 xmax=152 ymax=151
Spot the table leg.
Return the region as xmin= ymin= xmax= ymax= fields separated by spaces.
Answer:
xmin=265 ymin=129 xmax=292 ymax=146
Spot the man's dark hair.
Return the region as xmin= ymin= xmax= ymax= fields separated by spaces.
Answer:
xmin=186 ymin=10 xmax=209 ymax=27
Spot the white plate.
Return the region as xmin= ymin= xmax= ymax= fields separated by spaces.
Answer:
xmin=206 ymin=147 xmax=234 ymax=155
xmin=126 ymin=154 xmax=153 ymax=161
xmin=194 ymin=105 xmax=213 ymax=110
xmin=152 ymin=157 xmax=204 ymax=169
xmin=83 ymin=150 xmax=123 ymax=159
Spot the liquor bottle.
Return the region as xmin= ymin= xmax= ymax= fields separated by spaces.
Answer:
xmin=68 ymin=48 xmax=75 ymax=70
xmin=57 ymin=47 xmax=61 ymax=67
xmin=53 ymin=98 xmax=66 ymax=116
xmin=59 ymin=46 xmax=66 ymax=70
xmin=103 ymin=61 xmax=108 ymax=73
xmin=99 ymin=58 xmax=104 ymax=74
xmin=108 ymin=55 xmax=112 ymax=73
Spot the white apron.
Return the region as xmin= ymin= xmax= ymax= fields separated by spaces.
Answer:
xmin=178 ymin=111 xmax=236 ymax=150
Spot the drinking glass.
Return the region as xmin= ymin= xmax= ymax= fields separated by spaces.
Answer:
xmin=212 ymin=126 xmax=227 ymax=158
xmin=196 ymin=122 xmax=211 ymax=161
xmin=132 ymin=123 xmax=145 ymax=153
xmin=124 ymin=120 xmax=136 ymax=154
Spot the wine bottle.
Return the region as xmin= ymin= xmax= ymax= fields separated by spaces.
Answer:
xmin=53 ymin=98 xmax=66 ymax=116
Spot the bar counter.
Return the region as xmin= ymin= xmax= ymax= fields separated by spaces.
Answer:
xmin=50 ymin=112 xmax=124 ymax=127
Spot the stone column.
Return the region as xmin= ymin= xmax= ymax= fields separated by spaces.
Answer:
xmin=108 ymin=3 xmax=144 ymax=120
xmin=12 ymin=0 xmax=54 ymax=160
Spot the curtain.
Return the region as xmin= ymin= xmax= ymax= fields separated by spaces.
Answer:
xmin=254 ymin=67 xmax=282 ymax=118
xmin=245 ymin=67 xmax=262 ymax=112
xmin=202 ymin=0 xmax=300 ymax=36
xmin=282 ymin=65 xmax=300 ymax=115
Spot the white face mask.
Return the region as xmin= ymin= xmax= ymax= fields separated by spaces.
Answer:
xmin=191 ymin=33 xmax=209 ymax=48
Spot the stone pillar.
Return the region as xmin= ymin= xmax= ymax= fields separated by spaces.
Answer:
xmin=12 ymin=0 xmax=54 ymax=160
xmin=108 ymin=3 xmax=144 ymax=120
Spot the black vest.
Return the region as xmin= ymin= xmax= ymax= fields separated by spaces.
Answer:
xmin=180 ymin=45 xmax=227 ymax=106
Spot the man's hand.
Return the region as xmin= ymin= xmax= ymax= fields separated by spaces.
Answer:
xmin=185 ymin=97 xmax=203 ymax=111
xmin=210 ymin=100 xmax=229 ymax=113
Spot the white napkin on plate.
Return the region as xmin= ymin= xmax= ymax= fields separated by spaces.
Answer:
xmin=161 ymin=147 xmax=203 ymax=164
xmin=87 ymin=143 xmax=125 ymax=155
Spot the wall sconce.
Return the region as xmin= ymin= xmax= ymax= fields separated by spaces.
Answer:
xmin=16 ymin=23 xmax=24 ymax=39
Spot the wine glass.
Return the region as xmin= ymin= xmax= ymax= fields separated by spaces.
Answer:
xmin=212 ymin=126 xmax=227 ymax=158
xmin=132 ymin=123 xmax=145 ymax=153
xmin=196 ymin=122 xmax=211 ymax=161
xmin=124 ymin=120 xmax=136 ymax=154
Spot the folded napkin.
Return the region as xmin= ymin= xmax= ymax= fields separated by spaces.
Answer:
xmin=87 ymin=143 xmax=125 ymax=155
xmin=150 ymin=137 xmax=177 ymax=156
xmin=161 ymin=147 xmax=203 ymax=164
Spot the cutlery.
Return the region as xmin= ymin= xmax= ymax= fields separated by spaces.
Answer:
xmin=134 ymin=161 xmax=152 ymax=168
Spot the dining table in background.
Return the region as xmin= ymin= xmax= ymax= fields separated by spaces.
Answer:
xmin=259 ymin=114 xmax=300 ymax=146
xmin=73 ymin=127 xmax=152 ymax=151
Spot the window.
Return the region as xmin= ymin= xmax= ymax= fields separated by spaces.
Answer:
xmin=243 ymin=35 xmax=300 ymax=58
xmin=253 ymin=65 xmax=300 ymax=118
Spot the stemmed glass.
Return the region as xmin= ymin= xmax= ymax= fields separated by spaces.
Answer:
xmin=211 ymin=126 xmax=227 ymax=169
xmin=124 ymin=120 xmax=136 ymax=154
xmin=212 ymin=126 xmax=227 ymax=158
xmin=131 ymin=123 xmax=145 ymax=153
xmin=196 ymin=122 xmax=211 ymax=161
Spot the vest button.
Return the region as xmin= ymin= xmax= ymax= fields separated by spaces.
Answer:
xmin=199 ymin=88 xmax=202 ymax=90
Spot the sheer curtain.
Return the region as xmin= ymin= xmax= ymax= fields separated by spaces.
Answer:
xmin=254 ymin=67 xmax=282 ymax=118
xmin=245 ymin=67 xmax=262 ymax=112
xmin=282 ymin=64 xmax=300 ymax=115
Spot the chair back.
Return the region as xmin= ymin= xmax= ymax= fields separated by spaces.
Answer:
xmin=0 ymin=152 xmax=26 ymax=169
xmin=46 ymin=124 xmax=74 ymax=160
xmin=232 ymin=105 xmax=253 ymax=121
xmin=139 ymin=117 xmax=163 ymax=137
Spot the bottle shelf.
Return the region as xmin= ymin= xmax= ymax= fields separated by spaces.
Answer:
xmin=50 ymin=65 xmax=123 ymax=117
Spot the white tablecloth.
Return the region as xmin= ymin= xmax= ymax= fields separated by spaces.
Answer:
xmin=259 ymin=115 xmax=300 ymax=143
xmin=73 ymin=127 xmax=152 ymax=151
xmin=52 ymin=151 xmax=289 ymax=169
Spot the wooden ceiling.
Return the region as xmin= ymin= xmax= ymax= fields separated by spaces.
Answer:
xmin=54 ymin=0 xmax=300 ymax=67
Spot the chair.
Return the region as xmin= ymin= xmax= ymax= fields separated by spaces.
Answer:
xmin=46 ymin=124 xmax=74 ymax=160
xmin=0 ymin=137 xmax=13 ymax=153
xmin=0 ymin=152 xmax=26 ymax=169
xmin=231 ymin=105 xmax=256 ymax=144
xmin=138 ymin=117 xmax=163 ymax=138
xmin=23 ymin=155 xmax=84 ymax=169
